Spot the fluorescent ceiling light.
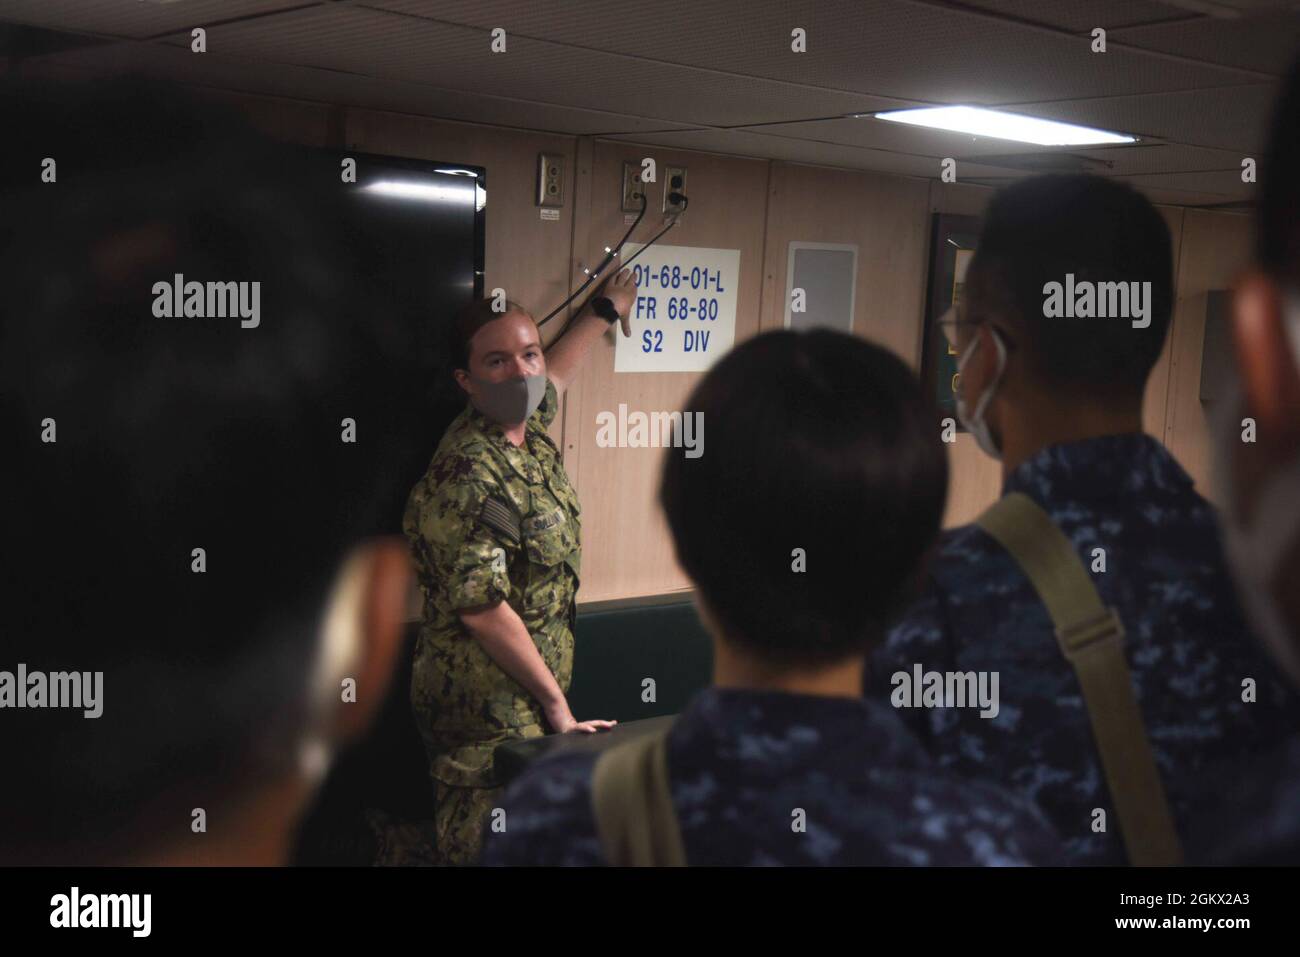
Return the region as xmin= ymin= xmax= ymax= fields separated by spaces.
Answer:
xmin=361 ymin=180 xmax=476 ymax=205
xmin=871 ymin=106 xmax=1136 ymax=146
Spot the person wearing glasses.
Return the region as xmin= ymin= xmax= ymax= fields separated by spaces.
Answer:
xmin=868 ymin=174 xmax=1300 ymax=865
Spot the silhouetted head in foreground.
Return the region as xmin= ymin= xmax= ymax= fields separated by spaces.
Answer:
xmin=1214 ymin=54 xmax=1300 ymax=685
xmin=1 ymin=78 xmax=436 ymax=864
xmin=660 ymin=330 xmax=947 ymax=685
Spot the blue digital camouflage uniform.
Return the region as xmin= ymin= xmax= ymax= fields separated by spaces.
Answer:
xmin=866 ymin=432 xmax=1300 ymax=865
xmin=481 ymin=687 xmax=1063 ymax=866
xmin=1185 ymin=734 xmax=1300 ymax=865
xmin=403 ymin=378 xmax=581 ymax=865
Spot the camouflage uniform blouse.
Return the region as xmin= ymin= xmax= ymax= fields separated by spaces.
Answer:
xmin=402 ymin=379 xmax=581 ymax=790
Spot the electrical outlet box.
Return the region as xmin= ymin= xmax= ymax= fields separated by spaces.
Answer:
xmin=622 ymin=161 xmax=648 ymax=212
xmin=537 ymin=153 xmax=564 ymax=207
xmin=663 ymin=165 xmax=687 ymax=214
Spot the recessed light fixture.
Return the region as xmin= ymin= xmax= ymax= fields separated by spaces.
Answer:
xmin=870 ymin=105 xmax=1137 ymax=146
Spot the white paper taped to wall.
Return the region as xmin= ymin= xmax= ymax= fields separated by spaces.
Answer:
xmin=614 ymin=243 xmax=740 ymax=373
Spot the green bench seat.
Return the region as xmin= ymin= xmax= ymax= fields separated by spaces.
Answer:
xmin=565 ymin=596 xmax=713 ymax=722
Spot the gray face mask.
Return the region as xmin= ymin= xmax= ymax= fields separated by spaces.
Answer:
xmin=469 ymin=373 xmax=547 ymax=425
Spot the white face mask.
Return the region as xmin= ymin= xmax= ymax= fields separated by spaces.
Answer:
xmin=955 ymin=328 xmax=1008 ymax=460
xmin=1213 ymin=294 xmax=1300 ymax=686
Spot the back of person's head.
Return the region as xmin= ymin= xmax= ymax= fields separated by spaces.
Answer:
xmin=966 ymin=173 xmax=1173 ymax=400
xmin=1 ymin=78 xmax=436 ymax=863
xmin=659 ymin=330 xmax=948 ymax=670
xmin=1215 ymin=53 xmax=1300 ymax=685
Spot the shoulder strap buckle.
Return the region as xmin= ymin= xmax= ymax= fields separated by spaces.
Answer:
xmin=1055 ymin=607 xmax=1125 ymax=659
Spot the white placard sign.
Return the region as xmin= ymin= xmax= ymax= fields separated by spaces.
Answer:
xmin=614 ymin=243 xmax=740 ymax=373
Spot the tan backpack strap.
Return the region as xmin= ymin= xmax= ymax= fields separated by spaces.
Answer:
xmin=976 ymin=492 xmax=1184 ymax=866
xmin=590 ymin=726 xmax=686 ymax=867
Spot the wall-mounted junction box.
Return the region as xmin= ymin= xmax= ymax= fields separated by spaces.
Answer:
xmin=663 ymin=165 xmax=687 ymax=214
xmin=622 ymin=161 xmax=650 ymax=212
xmin=537 ymin=153 xmax=564 ymax=207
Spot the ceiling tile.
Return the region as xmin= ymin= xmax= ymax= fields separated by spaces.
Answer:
xmin=1013 ymin=83 xmax=1279 ymax=151
xmin=153 ymin=5 xmax=903 ymax=126
xmin=1112 ymin=9 xmax=1300 ymax=74
xmin=0 ymin=0 xmax=314 ymax=40
xmin=30 ymin=39 xmax=704 ymax=136
xmin=367 ymin=0 xmax=1265 ymax=103
xmin=954 ymin=0 xmax=1194 ymax=32
xmin=5 ymin=0 xmax=1290 ymax=205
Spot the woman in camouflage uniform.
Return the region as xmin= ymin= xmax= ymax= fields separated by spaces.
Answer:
xmin=403 ymin=271 xmax=636 ymax=864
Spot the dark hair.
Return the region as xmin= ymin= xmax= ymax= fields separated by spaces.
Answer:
xmin=967 ymin=174 xmax=1173 ymax=398
xmin=1259 ymin=54 xmax=1300 ymax=279
xmin=449 ymin=296 xmax=532 ymax=369
xmin=0 ymin=79 xmax=437 ymax=861
xmin=659 ymin=330 xmax=948 ymax=669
